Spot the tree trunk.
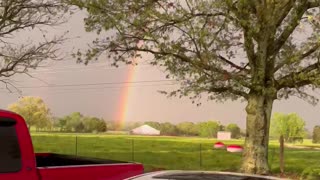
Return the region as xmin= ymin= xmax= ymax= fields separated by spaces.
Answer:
xmin=241 ymin=93 xmax=274 ymax=174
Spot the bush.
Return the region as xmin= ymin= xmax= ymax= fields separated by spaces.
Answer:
xmin=313 ymin=126 xmax=320 ymax=143
xmin=301 ymin=167 xmax=320 ymax=180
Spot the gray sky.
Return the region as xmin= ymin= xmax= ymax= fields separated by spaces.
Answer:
xmin=1 ymin=11 xmax=320 ymax=130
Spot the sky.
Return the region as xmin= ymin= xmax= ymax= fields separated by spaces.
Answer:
xmin=1 ymin=10 xmax=320 ymax=130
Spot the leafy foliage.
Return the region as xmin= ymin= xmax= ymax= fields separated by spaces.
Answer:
xmin=83 ymin=117 xmax=107 ymax=133
xmin=176 ymin=122 xmax=199 ymax=136
xmin=71 ymin=0 xmax=320 ymax=104
xmin=226 ymin=123 xmax=241 ymax=139
xmin=145 ymin=121 xmax=162 ymax=130
xmin=56 ymin=112 xmax=107 ymax=133
xmin=312 ymin=126 xmax=320 ymax=143
xmin=160 ymin=122 xmax=178 ymax=136
xmin=123 ymin=121 xmax=143 ymax=131
xmin=69 ymin=1 xmax=320 ymax=172
xmin=8 ymin=96 xmax=52 ymax=130
xmin=197 ymin=121 xmax=220 ymax=138
xmin=270 ymin=113 xmax=306 ymax=142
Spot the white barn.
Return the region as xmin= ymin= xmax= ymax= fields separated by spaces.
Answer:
xmin=131 ymin=125 xmax=160 ymax=135
xmin=217 ymin=131 xmax=231 ymax=140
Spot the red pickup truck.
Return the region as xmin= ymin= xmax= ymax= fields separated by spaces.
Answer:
xmin=0 ymin=110 xmax=144 ymax=180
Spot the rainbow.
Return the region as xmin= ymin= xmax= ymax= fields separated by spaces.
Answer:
xmin=114 ymin=64 xmax=136 ymax=130
xmin=115 ymin=41 xmax=143 ymax=130
xmin=115 ymin=59 xmax=141 ymax=130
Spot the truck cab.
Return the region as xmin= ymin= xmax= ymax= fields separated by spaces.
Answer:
xmin=0 ymin=110 xmax=144 ymax=180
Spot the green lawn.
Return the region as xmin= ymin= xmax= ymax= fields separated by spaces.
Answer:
xmin=31 ymin=133 xmax=320 ymax=178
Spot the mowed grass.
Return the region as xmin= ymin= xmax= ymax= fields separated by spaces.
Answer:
xmin=31 ymin=133 xmax=320 ymax=177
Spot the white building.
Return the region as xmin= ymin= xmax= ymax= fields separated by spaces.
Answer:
xmin=131 ymin=125 xmax=160 ymax=135
xmin=217 ymin=131 xmax=231 ymax=140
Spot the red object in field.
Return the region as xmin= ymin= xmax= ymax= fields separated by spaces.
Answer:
xmin=227 ymin=145 xmax=244 ymax=153
xmin=213 ymin=142 xmax=225 ymax=149
xmin=0 ymin=110 xmax=144 ymax=180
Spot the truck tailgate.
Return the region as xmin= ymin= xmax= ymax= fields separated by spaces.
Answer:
xmin=38 ymin=163 xmax=144 ymax=180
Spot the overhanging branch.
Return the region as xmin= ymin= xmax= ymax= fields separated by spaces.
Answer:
xmin=275 ymin=42 xmax=320 ymax=71
xmin=208 ymin=86 xmax=248 ymax=99
xmin=276 ymin=62 xmax=320 ymax=89
xmin=271 ymin=2 xmax=309 ymax=56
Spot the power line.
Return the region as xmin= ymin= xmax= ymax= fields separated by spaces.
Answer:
xmin=32 ymin=61 xmax=152 ymax=73
xmin=30 ymin=83 xmax=176 ymax=91
xmin=0 ymin=80 xmax=176 ymax=89
xmin=0 ymin=83 xmax=176 ymax=95
xmin=29 ymin=65 xmax=151 ymax=75
xmin=27 ymin=83 xmax=175 ymax=94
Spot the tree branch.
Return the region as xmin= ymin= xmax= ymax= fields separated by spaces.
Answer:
xmin=0 ymin=0 xmax=68 ymax=86
xmin=275 ymin=42 xmax=320 ymax=71
xmin=208 ymin=86 xmax=248 ymax=99
xmin=274 ymin=0 xmax=296 ymax=28
xmin=271 ymin=1 xmax=309 ymax=56
xmin=218 ymin=55 xmax=249 ymax=72
xmin=308 ymin=0 xmax=320 ymax=8
xmin=276 ymin=62 xmax=320 ymax=89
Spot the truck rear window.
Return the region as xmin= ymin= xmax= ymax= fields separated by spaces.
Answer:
xmin=0 ymin=118 xmax=21 ymax=173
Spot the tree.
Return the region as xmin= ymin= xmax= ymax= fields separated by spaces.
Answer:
xmin=160 ymin=122 xmax=178 ymax=136
xmin=83 ymin=117 xmax=107 ymax=133
xmin=0 ymin=0 xmax=68 ymax=90
xmin=313 ymin=126 xmax=320 ymax=143
xmin=82 ymin=117 xmax=96 ymax=132
xmin=226 ymin=123 xmax=241 ymax=139
xmin=65 ymin=112 xmax=83 ymax=132
xmin=270 ymin=113 xmax=306 ymax=142
xmin=197 ymin=121 xmax=220 ymax=138
xmin=71 ymin=0 xmax=320 ymax=174
xmin=219 ymin=124 xmax=226 ymax=131
xmin=177 ymin=122 xmax=198 ymax=136
xmin=8 ymin=96 xmax=51 ymax=130
xmin=95 ymin=118 xmax=107 ymax=132
xmin=124 ymin=121 xmax=143 ymax=131
xmin=75 ymin=121 xmax=85 ymax=132
xmin=55 ymin=117 xmax=68 ymax=131
xmin=106 ymin=120 xmax=116 ymax=131
xmin=145 ymin=121 xmax=162 ymax=130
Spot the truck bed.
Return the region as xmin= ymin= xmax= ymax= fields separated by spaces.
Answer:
xmin=35 ymin=153 xmax=144 ymax=180
xmin=36 ymin=153 xmax=128 ymax=167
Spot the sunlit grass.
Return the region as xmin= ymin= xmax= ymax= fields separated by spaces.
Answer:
xmin=31 ymin=133 xmax=320 ymax=178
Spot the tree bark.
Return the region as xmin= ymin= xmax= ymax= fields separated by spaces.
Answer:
xmin=241 ymin=93 xmax=274 ymax=174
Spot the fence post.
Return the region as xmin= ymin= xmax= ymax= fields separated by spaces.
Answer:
xmin=280 ymin=135 xmax=285 ymax=174
xmin=199 ymin=143 xmax=202 ymax=168
xmin=75 ymin=136 xmax=78 ymax=156
xmin=132 ymin=139 xmax=134 ymax=161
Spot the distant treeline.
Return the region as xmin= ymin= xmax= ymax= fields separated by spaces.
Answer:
xmin=7 ymin=96 xmax=107 ymax=133
xmin=8 ymin=97 xmax=320 ymax=143
xmin=108 ymin=121 xmax=243 ymax=139
xmin=53 ymin=112 xmax=106 ymax=133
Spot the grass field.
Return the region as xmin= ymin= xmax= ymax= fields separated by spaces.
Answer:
xmin=31 ymin=133 xmax=320 ymax=178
